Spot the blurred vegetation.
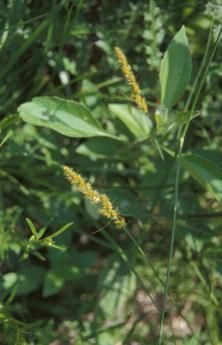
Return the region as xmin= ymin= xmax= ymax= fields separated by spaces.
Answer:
xmin=0 ymin=1 xmax=222 ymax=344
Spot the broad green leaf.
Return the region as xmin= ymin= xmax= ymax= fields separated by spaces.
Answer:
xmin=43 ymin=270 xmax=64 ymax=297
xmin=98 ymin=261 xmax=136 ymax=319
xmin=76 ymin=137 xmax=121 ymax=158
xmin=76 ymin=250 xmax=97 ymax=270
xmin=189 ymin=149 xmax=222 ymax=169
xmin=16 ymin=266 xmax=45 ymax=295
xmin=3 ymin=265 xmax=45 ymax=295
xmin=18 ymin=96 xmax=111 ymax=138
xmin=48 ymin=248 xmax=97 ymax=280
xmin=3 ymin=272 xmax=17 ymax=289
xmin=160 ymin=26 xmax=192 ymax=108
xmin=109 ymin=104 xmax=152 ymax=139
xmin=182 ymin=153 xmax=222 ymax=202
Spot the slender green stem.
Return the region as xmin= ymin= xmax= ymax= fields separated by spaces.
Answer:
xmin=184 ymin=23 xmax=213 ymax=111
xmin=158 ymin=24 xmax=222 ymax=345
xmin=158 ymin=142 xmax=182 ymax=344
xmin=182 ymin=25 xmax=222 ymax=141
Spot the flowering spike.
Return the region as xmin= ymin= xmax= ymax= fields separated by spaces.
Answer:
xmin=114 ymin=46 xmax=148 ymax=113
xmin=63 ymin=166 xmax=126 ymax=229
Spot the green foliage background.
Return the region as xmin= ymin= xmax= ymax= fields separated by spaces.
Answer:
xmin=0 ymin=1 xmax=222 ymax=344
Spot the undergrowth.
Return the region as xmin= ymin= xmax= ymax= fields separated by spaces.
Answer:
xmin=1 ymin=1 xmax=222 ymax=344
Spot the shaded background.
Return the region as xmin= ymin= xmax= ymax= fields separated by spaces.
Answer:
xmin=0 ymin=1 xmax=222 ymax=344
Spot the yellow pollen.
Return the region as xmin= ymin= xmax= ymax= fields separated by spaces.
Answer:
xmin=63 ymin=166 xmax=125 ymax=229
xmin=114 ymin=46 xmax=148 ymax=113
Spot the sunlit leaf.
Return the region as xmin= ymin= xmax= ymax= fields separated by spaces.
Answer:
xmin=18 ymin=96 xmax=113 ymax=138
xmin=109 ymin=103 xmax=152 ymax=139
xmin=160 ymin=26 xmax=192 ymax=108
xmin=182 ymin=153 xmax=222 ymax=202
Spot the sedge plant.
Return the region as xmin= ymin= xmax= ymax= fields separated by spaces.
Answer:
xmin=2 ymin=5 xmax=221 ymax=343
xmin=114 ymin=23 xmax=222 ymax=344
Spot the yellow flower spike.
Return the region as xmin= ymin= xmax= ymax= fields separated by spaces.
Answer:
xmin=63 ymin=166 xmax=125 ymax=229
xmin=114 ymin=46 xmax=148 ymax=113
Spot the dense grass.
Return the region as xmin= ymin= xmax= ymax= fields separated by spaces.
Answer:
xmin=0 ymin=1 xmax=222 ymax=344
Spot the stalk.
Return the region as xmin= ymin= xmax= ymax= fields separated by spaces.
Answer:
xmin=158 ymin=24 xmax=222 ymax=345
